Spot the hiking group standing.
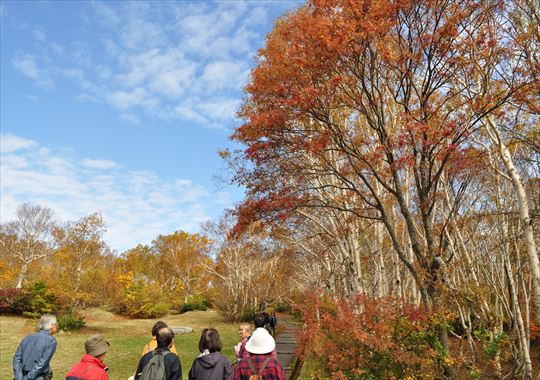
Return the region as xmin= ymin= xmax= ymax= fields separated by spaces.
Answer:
xmin=12 ymin=313 xmax=285 ymax=380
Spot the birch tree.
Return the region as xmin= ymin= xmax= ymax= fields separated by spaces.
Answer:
xmin=0 ymin=203 xmax=56 ymax=288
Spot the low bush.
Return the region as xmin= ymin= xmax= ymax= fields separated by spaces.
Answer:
xmin=0 ymin=288 xmax=24 ymax=314
xmin=136 ymin=302 xmax=170 ymax=319
xmin=274 ymin=303 xmax=292 ymax=313
xmin=179 ymin=301 xmax=208 ymax=314
xmin=240 ymin=308 xmax=256 ymax=323
xmin=57 ymin=309 xmax=86 ymax=331
xmin=297 ymin=293 xmax=444 ymax=379
xmin=17 ymin=282 xmax=59 ymax=318
xmin=178 ymin=295 xmax=210 ymax=314
xmin=112 ymin=272 xmax=170 ymax=318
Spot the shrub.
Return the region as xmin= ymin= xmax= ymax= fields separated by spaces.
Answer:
xmin=473 ymin=328 xmax=510 ymax=361
xmin=297 ymin=293 xmax=442 ymax=379
xmin=240 ymin=308 xmax=256 ymax=323
xmin=178 ymin=295 xmax=210 ymax=314
xmin=275 ymin=303 xmax=292 ymax=313
xmin=179 ymin=303 xmax=195 ymax=313
xmin=178 ymin=301 xmax=208 ymax=314
xmin=136 ymin=302 xmax=170 ymax=319
xmin=0 ymin=288 xmax=24 ymax=314
xmin=112 ymin=273 xmax=170 ymax=318
xmin=17 ymin=282 xmax=59 ymax=318
xmin=58 ymin=309 xmax=86 ymax=331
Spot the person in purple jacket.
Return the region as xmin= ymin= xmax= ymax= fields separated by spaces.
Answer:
xmin=189 ymin=328 xmax=233 ymax=380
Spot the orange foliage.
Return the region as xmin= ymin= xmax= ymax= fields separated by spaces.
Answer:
xmin=296 ymin=292 xmax=442 ymax=378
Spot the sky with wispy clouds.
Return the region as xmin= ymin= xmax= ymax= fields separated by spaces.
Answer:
xmin=0 ymin=1 xmax=301 ymax=252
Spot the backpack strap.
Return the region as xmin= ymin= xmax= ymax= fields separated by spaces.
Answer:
xmin=247 ymin=357 xmax=272 ymax=376
xmin=154 ymin=349 xmax=174 ymax=360
xmin=247 ymin=358 xmax=256 ymax=374
xmin=258 ymin=357 xmax=272 ymax=375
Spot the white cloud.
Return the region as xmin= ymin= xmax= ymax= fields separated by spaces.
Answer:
xmin=93 ymin=1 xmax=120 ymax=28
xmin=9 ymin=1 xmax=298 ymax=127
xmin=201 ymin=61 xmax=248 ymax=92
xmin=82 ymin=158 xmax=118 ymax=169
xmin=120 ymin=17 xmax=168 ymax=51
xmin=0 ymin=133 xmax=233 ymax=251
xmin=32 ymin=28 xmax=46 ymax=42
xmin=73 ymin=93 xmax=99 ymax=103
xmin=106 ymin=87 xmax=156 ymax=110
xmin=172 ymin=104 xmax=208 ymax=125
xmin=12 ymin=51 xmax=40 ymax=79
xmin=119 ymin=113 xmax=141 ymax=124
xmin=24 ymin=94 xmax=39 ymax=102
xmin=197 ymin=97 xmax=241 ymax=122
xmin=1 ymin=133 xmax=37 ymax=153
xmin=12 ymin=51 xmax=52 ymax=88
xmin=50 ymin=43 xmax=64 ymax=55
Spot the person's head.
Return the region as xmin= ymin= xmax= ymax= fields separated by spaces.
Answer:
xmin=85 ymin=334 xmax=110 ymax=360
xmin=198 ymin=328 xmax=222 ymax=353
xmin=254 ymin=313 xmax=266 ymax=328
xmin=39 ymin=314 xmax=58 ymax=335
xmin=151 ymin=321 xmax=168 ymax=337
xmin=156 ymin=327 xmax=174 ymax=348
xmin=238 ymin=323 xmax=252 ymax=339
xmin=246 ymin=328 xmax=275 ymax=355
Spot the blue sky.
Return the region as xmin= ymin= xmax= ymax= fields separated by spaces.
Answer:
xmin=0 ymin=0 xmax=300 ymax=252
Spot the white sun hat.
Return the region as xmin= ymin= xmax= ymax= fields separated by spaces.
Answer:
xmin=246 ymin=327 xmax=276 ymax=354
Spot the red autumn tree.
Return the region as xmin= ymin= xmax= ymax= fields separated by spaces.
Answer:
xmin=230 ymin=0 xmax=535 ymax=373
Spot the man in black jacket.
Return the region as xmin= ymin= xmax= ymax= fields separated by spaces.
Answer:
xmin=135 ymin=327 xmax=182 ymax=380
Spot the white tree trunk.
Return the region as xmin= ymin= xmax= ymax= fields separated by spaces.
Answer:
xmin=16 ymin=262 xmax=28 ymax=289
xmin=486 ymin=118 xmax=540 ymax=325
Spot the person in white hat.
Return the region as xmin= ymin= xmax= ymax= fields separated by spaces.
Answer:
xmin=233 ymin=328 xmax=285 ymax=380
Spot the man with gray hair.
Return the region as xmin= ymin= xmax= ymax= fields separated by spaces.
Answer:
xmin=13 ymin=314 xmax=58 ymax=380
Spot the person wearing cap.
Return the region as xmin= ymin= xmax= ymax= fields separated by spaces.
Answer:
xmin=13 ymin=314 xmax=58 ymax=380
xmin=233 ymin=328 xmax=285 ymax=380
xmin=65 ymin=334 xmax=110 ymax=380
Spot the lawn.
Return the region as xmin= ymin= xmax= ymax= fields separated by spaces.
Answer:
xmin=0 ymin=308 xmax=240 ymax=380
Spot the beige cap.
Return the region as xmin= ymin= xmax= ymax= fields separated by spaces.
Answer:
xmin=84 ymin=334 xmax=110 ymax=357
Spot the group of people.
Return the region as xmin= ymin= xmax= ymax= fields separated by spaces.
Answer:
xmin=12 ymin=313 xmax=285 ymax=380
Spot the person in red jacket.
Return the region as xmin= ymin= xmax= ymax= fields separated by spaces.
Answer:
xmin=66 ymin=334 xmax=110 ymax=380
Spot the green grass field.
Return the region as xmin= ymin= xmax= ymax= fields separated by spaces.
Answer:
xmin=0 ymin=308 xmax=241 ymax=380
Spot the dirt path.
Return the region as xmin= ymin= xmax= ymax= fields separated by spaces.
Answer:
xmin=274 ymin=315 xmax=301 ymax=377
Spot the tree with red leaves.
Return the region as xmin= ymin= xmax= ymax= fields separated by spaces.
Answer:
xmin=231 ymin=0 xmax=538 ymax=376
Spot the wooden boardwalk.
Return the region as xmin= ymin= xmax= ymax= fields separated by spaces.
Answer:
xmin=274 ymin=315 xmax=301 ymax=378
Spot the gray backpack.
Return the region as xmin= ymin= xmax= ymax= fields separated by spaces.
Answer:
xmin=140 ymin=349 xmax=173 ymax=380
